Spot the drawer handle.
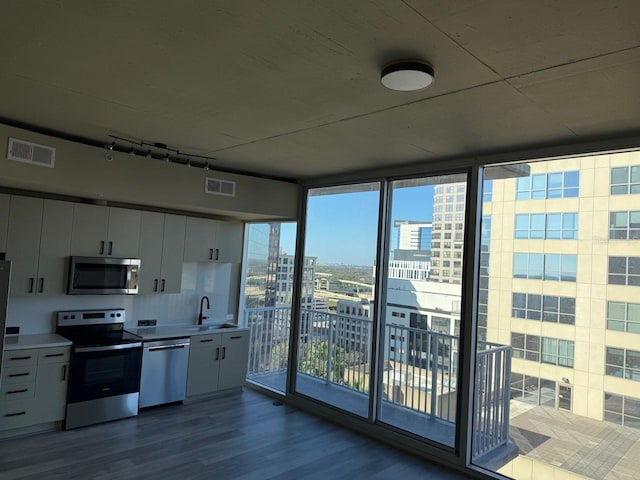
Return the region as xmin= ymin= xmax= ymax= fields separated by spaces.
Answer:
xmin=10 ymin=356 xmax=31 ymax=361
xmin=5 ymin=412 xmax=26 ymax=417
xmin=200 ymin=339 xmax=214 ymax=343
xmin=45 ymin=353 xmax=64 ymax=358
xmin=7 ymin=388 xmax=29 ymax=394
xmin=8 ymin=372 xmax=30 ymax=377
xmin=230 ymin=336 xmax=242 ymax=339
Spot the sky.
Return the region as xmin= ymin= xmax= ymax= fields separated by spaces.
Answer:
xmin=295 ymin=184 xmax=435 ymax=266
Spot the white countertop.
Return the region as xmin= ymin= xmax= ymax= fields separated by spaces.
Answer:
xmin=130 ymin=324 xmax=249 ymax=341
xmin=2 ymin=326 xmax=249 ymax=350
xmin=4 ymin=333 xmax=73 ymax=351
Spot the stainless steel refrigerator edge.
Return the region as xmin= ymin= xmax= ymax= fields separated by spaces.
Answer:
xmin=0 ymin=261 xmax=11 ymax=385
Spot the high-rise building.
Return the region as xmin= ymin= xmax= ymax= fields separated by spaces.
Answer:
xmin=430 ymin=183 xmax=466 ymax=284
xmin=274 ymin=254 xmax=317 ymax=309
xmin=395 ymin=220 xmax=432 ymax=251
xmin=484 ymin=153 xmax=640 ymax=427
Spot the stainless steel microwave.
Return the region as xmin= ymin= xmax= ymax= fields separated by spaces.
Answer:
xmin=67 ymin=256 xmax=140 ymax=295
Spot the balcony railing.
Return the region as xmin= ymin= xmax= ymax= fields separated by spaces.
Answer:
xmin=245 ymin=307 xmax=511 ymax=458
xmin=246 ymin=306 xmax=291 ymax=377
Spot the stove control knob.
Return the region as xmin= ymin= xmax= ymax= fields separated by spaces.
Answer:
xmin=110 ymin=313 xmax=115 ymax=317
xmin=63 ymin=315 xmax=68 ymax=320
xmin=116 ymin=313 xmax=121 ymax=317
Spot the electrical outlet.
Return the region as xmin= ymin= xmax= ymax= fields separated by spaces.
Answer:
xmin=137 ymin=319 xmax=157 ymax=327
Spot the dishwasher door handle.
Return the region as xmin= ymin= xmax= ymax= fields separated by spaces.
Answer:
xmin=148 ymin=344 xmax=189 ymax=351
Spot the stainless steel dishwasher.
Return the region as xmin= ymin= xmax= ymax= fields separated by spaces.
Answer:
xmin=139 ymin=338 xmax=191 ymax=408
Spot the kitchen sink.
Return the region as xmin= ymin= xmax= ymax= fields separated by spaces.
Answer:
xmin=184 ymin=323 xmax=237 ymax=332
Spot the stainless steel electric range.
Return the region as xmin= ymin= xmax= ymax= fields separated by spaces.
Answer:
xmin=56 ymin=309 xmax=142 ymax=430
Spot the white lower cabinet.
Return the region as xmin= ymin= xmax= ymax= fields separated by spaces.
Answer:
xmin=186 ymin=330 xmax=249 ymax=398
xmin=0 ymin=346 xmax=70 ymax=432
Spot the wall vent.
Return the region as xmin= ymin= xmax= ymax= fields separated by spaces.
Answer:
xmin=7 ymin=137 xmax=56 ymax=168
xmin=205 ymin=177 xmax=236 ymax=197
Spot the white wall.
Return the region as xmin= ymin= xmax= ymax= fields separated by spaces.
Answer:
xmin=6 ymin=262 xmax=234 ymax=334
xmin=0 ymin=124 xmax=298 ymax=221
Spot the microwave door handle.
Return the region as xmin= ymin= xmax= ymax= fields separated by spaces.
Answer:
xmin=126 ymin=266 xmax=132 ymax=291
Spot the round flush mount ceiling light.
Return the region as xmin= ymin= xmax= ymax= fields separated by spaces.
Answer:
xmin=380 ymin=59 xmax=434 ymax=91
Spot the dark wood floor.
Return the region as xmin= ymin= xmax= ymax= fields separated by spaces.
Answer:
xmin=0 ymin=389 xmax=469 ymax=479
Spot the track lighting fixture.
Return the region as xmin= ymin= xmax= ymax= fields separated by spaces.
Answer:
xmin=104 ymin=134 xmax=216 ymax=171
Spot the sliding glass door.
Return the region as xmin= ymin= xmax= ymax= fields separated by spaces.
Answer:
xmin=378 ymin=174 xmax=467 ymax=448
xmin=294 ymin=183 xmax=381 ymax=417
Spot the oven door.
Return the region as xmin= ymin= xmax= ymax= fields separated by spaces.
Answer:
xmin=68 ymin=343 xmax=142 ymax=404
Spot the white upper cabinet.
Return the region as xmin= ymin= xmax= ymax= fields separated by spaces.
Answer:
xmin=0 ymin=194 xmax=10 ymax=252
xmin=70 ymin=204 xmax=140 ymax=258
xmin=183 ymin=217 xmax=216 ymax=262
xmin=107 ymin=208 xmax=141 ymax=258
xmin=160 ymin=214 xmax=186 ymax=293
xmin=183 ymin=217 xmax=243 ymax=263
xmin=138 ymin=212 xmax=185 ymax=294
xmin=6 ymin=196 xmax=42 ymax=297
xmin=138 ymin=212 xmax=163 ymax=294
xmin=36 ymin=200 xmax=74 ymax=296
xmin=5 ymin=197 xmax=73 ymax=297
xmin=70 ymin=204 xmax=109 ymax=256
xmin=215 ymin=220 xmax=243 ymax=263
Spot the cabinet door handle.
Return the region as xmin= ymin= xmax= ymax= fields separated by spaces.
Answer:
xmin=100 ymin=241 xmax=105 ymax=255
xmin=209 ymin=248 xmax=214 ymax=260
xmin=215 ymin=248 xmax=219 ymax=261
xmin=215 ymin=347 xmax=220 ymax=360
xmin=8 ymin=372 xmax=30 ymax=378
xmin=161 ymin=279 xmax=166 ymax=292
xmin=38 ymin=277 xmax=44 ymax=293
xmin=7 ymin=388 xmax=29 ymax=395
xmin=5 ymin=412 xmax=26 ymax=417
xmin=221 ymin=347 xmax=226 ymax=360
xmin=62 ymin=365 xmax=67 ymax=381
xmin=45 ymin=353 xmax=64 ymax=358
xmin=28 ymin=277 xmax=34 ymax=293
xmin=108 ymin=241 xmax=113 ymax=255
xmin=154 ymin=279 xmax=158 ymax=292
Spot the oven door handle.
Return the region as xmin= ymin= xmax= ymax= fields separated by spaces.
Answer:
xmin=75 ymin=342 xmax=142 ymax=353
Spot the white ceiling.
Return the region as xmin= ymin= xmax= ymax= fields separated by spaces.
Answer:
xmin=1 ymin=1 xmax=639 ymax=181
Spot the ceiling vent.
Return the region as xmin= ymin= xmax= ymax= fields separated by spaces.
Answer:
xmin=205 ymin=177 xmax=236 ymax=197
xmin=7 ymin=137 xmax=56 ymax=168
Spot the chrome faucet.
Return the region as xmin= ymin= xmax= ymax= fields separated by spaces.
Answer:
xmin=198 ymin=295 xmax=210 ymax=325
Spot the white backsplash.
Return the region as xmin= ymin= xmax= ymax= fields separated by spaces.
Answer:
xmin=6 ymin=262 xmax=237 ymax=334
